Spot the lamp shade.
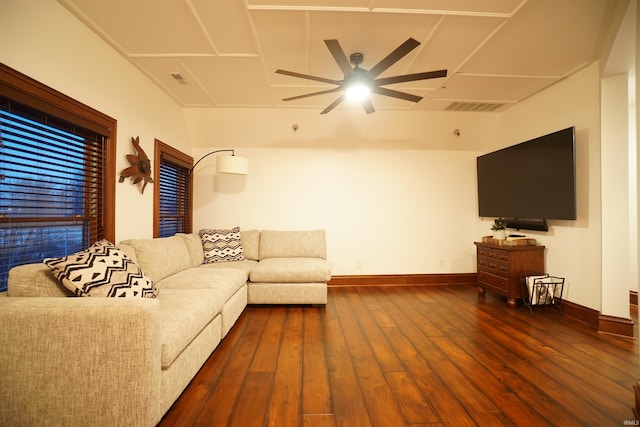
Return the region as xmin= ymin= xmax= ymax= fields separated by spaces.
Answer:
xmin=216 ymin=155 xmax=249 ymax=175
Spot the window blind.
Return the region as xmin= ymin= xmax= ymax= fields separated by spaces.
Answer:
xmin=0 ymin=101 xmax=106 ymax=291
xmin=158 ymin=157 xmax=190 ymax=237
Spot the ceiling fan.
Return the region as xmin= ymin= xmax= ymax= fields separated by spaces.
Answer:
xmin=275 ymin=38 xmax=447 ymax=114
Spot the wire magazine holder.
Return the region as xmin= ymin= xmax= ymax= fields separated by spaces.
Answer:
xmin=520 ymin=273 xmax=565 ymax=316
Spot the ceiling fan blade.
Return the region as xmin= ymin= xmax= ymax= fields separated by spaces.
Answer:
xmin=324 ymin=39 xmax=354 ymax=77
xmin=374 ymin=69 xmax=448 ymax=86
xmin=371 ymin=86 xmax=423 ymax=103
xmin=320 ymin=95 xmax=345 ymax=114
xmin=276 ymin=69 xmax=342 ymax=85
xmin=362 ymin=99 xmax=375 ymax=114
xmin=282 ymin=87 xmax=344 ymax=102
xmin=368 ymin=38 xmax=421 ymax=78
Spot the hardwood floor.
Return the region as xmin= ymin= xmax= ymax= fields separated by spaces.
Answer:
xmin=158 ymin=285 xmax=639 ymax=426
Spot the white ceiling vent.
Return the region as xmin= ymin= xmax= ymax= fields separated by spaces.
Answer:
xmin=170 ymin=72 xmax=188 ymax=85
xmin=445 ymin=102 xmax=504 ymax=112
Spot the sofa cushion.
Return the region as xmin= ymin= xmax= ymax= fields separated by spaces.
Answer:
xmin=198 ymin=259 xmax=258 ymax=276
xmin=177 ymin=233 xmax=204 ymax=268
xmin=43 ymin=240 xmax=158 ymax=298
xmin=200 ymin=227 xmax=245 ymax=263
xmin=249 ymin=257 xmax=331 ymax=283
xmin=157 ymin=267 xmax=248 ymax=303
xmin=259 ymin=230 xmax=326 ymax=260
xmin=240 ymin=229 xmax=260 ymax=261
xmin=156 ymin=289 xmax=224 ymax=368
xmin=120 ymin=236 xmax=191 ymax=283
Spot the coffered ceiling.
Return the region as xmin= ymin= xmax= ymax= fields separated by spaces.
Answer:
xmin=59 ymin=0 xmax=621 ymax=114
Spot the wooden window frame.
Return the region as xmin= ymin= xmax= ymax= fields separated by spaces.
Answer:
xmin=0 ymin=63 xmax=116 ymax=242
xmin=153 ymin=139 xmax=193 ymax=237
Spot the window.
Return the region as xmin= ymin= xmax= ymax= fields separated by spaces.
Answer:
xmin=154 ymin=140 xmax=192 ymax=238
xmin=0 ymin=64 xmax=116 ymax=291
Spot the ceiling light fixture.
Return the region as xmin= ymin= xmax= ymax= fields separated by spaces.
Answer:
xmin=345 ymin=82 xmax=370 ymax=102
xmin=345 ymin=52 xmax=371 ymax=103
xmin=190 ymin=149 xmax=249 ymax=175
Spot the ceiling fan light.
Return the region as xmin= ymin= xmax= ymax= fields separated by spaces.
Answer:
xmin=345 ymin=83 xmax=370 ymax=102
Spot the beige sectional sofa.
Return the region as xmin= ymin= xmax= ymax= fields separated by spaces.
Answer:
xmin=0 ymin=229 xmax=330 ymax=427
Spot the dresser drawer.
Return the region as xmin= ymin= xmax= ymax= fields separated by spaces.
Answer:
xmin=477 ymin=257 xmax=509 ymax=276
xmin=478 ymin=247 xmax=509 ymax=262
xmin=477 ymin=270 xmax=509 ymax=291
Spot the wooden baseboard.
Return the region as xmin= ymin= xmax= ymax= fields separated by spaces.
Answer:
xmin=559 ymin=299 xmax=600 ymax=330
xmin=598 ymin=314 xmax=635 ymax=338
xmin=631 ymin=290 xmax=638 ymax=307
xmin=328 ymin=273 xmax=477 ymax=287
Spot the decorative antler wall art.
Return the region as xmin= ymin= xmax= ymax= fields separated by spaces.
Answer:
xmin=119 ymin=136 xmax=153 ymax=194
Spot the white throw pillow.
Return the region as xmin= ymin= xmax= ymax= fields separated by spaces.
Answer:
xmin=44 ymin=240 xmax=158 ymax=298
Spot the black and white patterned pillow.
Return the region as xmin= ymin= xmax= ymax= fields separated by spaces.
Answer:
xmin=44 ymin=240 xmax=158 ymax=298
xmin=199 ymin=227 xmax=245 ymax=263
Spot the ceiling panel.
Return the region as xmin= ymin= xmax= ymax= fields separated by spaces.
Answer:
xmin=181 ymin=57 xmax=274 ymax=106
xmin=432 ymin=74 xmax=557 ymax=102
xmin=63 ymin=0 xmax=213 ymax=54
xmin=131 ymin=57 xmax=214 ymax=106
xmin=373 ymin=0 xmax=523 ymax=15
xmin=57 ymin=0 xmax=624 ymax=114
xmin=460 ymin=0 xmax=612 ymax=76
xmin=191 ymin=0 xmax=259 ymax=54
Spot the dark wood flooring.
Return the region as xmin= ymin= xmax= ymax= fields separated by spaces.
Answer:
xmin=158 ymin=285 xmax=639 ymax=426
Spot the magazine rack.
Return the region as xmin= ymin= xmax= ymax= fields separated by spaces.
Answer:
xmin=520 ymin=273 xmax=565 ymax=316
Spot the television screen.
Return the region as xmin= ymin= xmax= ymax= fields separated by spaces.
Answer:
xmin=477 ymin=127 xmax=576 ymax=222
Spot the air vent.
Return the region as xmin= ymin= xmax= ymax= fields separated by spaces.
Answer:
xmin=170 ymin=72 xmax=188 ymax=85
xmin=445 ymin=102 xmax=504 ymax=112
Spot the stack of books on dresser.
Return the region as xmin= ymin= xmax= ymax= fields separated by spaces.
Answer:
xmin=482 ymin=235 xmax=537 ymax=246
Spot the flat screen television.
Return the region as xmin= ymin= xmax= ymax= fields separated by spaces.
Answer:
xmin=477 ymin=126 xmax=576 ymax=231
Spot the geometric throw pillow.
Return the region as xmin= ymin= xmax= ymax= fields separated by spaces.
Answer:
xmin=43 ymin=240 xmax=158 ymax=298
xmin=199 ymin=226 xmax=245 ymax=264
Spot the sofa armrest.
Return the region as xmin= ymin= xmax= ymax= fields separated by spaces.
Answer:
xmin=0 ymin=297 xmax=162 ymax=427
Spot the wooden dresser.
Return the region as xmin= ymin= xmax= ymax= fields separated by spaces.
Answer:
xmin=474 ymin=242 xmax=545 ymax=308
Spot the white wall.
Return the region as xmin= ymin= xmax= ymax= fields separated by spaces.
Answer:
xmin=1 ymin=0 xmax=192 ymax=241
xmin=193 ymin=147 xmax=484 ymax=275
xmin=497 ymin=63 xmax=603 ymax=310
xmin=602 ymin=74 xmax=632 ymax=319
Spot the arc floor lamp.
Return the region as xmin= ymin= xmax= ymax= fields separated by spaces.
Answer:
xmin=190 ymin=149 xmax=249 ymax=175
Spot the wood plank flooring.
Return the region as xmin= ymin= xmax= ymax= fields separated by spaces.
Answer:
xmin=158 ymin=285 xmax=639 ymax=426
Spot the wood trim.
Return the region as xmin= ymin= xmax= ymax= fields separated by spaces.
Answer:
xmin=598 ymin=314 xmax=635 ymax=338
xmin=631 ymin=290 xmax=638 ymax=307
xmin=328 ymin=273 xmax=477 ymax=287
xmin=557 ymin=299 xmax=600 ymax=330
xmin=0 ymin=63 xmax=116 ymax=242
xmin=153 ymin=139 xmax=193 ymax=237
